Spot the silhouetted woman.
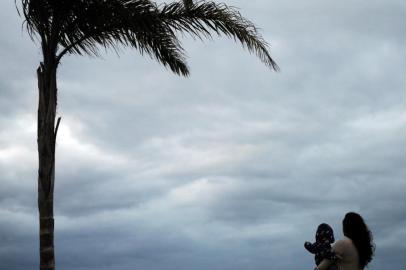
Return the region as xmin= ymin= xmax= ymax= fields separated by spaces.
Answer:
xmin=316 ymin=212 xmax=374 ymax=270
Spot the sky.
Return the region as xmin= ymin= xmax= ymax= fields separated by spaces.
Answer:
xmin=1 ymin=0 xmax=406 ymax=269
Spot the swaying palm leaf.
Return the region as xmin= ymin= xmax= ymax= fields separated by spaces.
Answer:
xmin=21 ymin=0 xmax=278 ymax=76
xmin=159 ymin=1 xmax=279 ymax=70
xmin=22 ymin=0 xmax=190 ymax=75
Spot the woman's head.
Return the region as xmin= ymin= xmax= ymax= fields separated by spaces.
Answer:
xmin=343 ymin=212 xmax=375 ymax=268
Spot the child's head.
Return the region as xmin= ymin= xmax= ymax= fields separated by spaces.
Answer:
xmin=316 ymin=223 xmax=335 ymax=243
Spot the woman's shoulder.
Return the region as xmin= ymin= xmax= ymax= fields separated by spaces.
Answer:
xmin=334 ymin=237 xmax=353 ymax=245
xmin=333 ymin=237 xmax=360 ymax=269
xmin=333 ymin=237 xmax=354 ymax=253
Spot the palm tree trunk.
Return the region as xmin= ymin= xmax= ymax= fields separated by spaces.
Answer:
xmin=37 ymin=59 xmax=58 ymax=270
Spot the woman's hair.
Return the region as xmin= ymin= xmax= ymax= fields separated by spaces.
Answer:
xmin=343 ymin=212 xmax=375 ymax=268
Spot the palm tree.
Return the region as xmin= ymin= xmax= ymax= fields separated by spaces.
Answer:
xmin=19 ymin=0 xmax=278 ymax=269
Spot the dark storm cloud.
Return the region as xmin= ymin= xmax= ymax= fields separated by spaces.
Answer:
xmin=1 ymin=0 xmax=406 ymax=270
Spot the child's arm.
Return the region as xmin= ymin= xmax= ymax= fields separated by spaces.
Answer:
xmin=315 ymin=259 xmax=333 ymax=270
xmin=304 ymin=241 xmax=321 ymax=254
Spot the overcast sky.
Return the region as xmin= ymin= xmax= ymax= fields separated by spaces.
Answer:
xmin=1 ymin=0 xmax=406 ymax=270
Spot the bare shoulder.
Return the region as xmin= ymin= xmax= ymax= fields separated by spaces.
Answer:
xmin=335 ymin=237 xmax=352 ymax=245
xmin=333 ymin=237 xmax=353 ymax=253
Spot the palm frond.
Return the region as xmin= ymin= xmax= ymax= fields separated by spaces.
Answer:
xmin=21 ymin=0 xmax=189 ymax=75
xmin=159 ymin=1 xmax=279 ymax=71
xmin=20 ymin=0 xmax=278 ymax=75
xmin=58 ymin=0 xmax=190 ymax=75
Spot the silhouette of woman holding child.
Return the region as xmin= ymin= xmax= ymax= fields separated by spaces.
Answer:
xmin=305 ymin=212 xmax=375 ymax=270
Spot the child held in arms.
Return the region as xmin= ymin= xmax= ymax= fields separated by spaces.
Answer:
xmin=304 ymin=223 xmax=338 ymax=270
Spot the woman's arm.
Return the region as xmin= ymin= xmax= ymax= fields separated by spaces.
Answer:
xmin=315 ymin=259 xmax=333 ymax=270
xmin=316 ymin=239 xmax=347 ymax=270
